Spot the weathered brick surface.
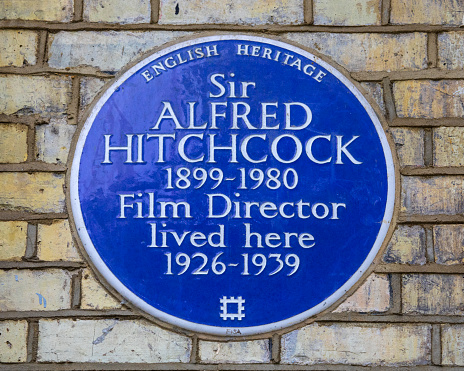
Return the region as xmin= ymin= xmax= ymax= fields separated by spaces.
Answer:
xmin=438 ymin=32 xmax=464 ymax=70
xmin=403 ymin=274 xmax=464 ymax=315
xmin=0 ymin=75 xmax=71 ymax=118
xmin=401 ymin=176 xmax=464 ymax=215
xmin=390 ymin=128 xmax=424 ymax=167
xmin=333 ymin=274 xmax=390 ymax=313
xmin=433 ymin=225 xmax=464 ymax=265
xmin=391 ymin=0 xmax=464 ymax=25
xmin=79 ymin=77 xmax=107 ymax=119
xmin=383 ymin=225 xmax=426 ymax=265
xmin=199 ymin=340 xmax=271 ymax=363
xmin=0 ymin=321 xmax=28 ymax=363
xmin=0 ymin=269 xmax=72 ymax=311
xmin=0 ymin=221 xmax=27 ymax=261
xmin=159 ymin=0 xmax=303 ymax=25
xmin=281 ymin=323 xmax=431 ymax=366
xmin=0 ymin=172 xmax=65 ymax=213
xmin=442 ymin=325 xmax=464 ymax=366
xmin=0 ymin=0 xmax=462 ymax=366
xmin=360 ymin=82 xmax=386 ymax=116
xmin=0 ymin=0 xmax=73 ymax=22
xmin=36 ymin=119 xmax=76 ymax=164
xmin=48 ymin=31 xmax=190 ymax=72
xmin=37 ymin=220 xmax=82 ymax=262
xmin=313 ymin=0 xmax=381 ymax=26
xmin=81 ymin=268 xmax=123 ymax=309
xmin=83 ymin=0 xmax=151 ymax=24
xmin=433 ymin=127 xmax=464 ymax=166
xmin=394 ymin=80 xmax=464 ymax=119
xmin=0 ymin=123 xmax=28 ymax=163
xmin=285 ymin=33 xmax=427 ymax=72
xmin=0 ymin=30 xmax=37 ymax=67
xmin=37 ymin=319 xmax=192 ymax=362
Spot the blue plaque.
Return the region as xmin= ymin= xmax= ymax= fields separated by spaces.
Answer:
xmin=69 ymin=35 xmax=396 ymax=336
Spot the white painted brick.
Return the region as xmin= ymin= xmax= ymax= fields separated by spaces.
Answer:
xmin=48 ymin=31 xmax=190 ymax=72
xmin=281 ymin=323 xmax=431 ymax=366
xmin=37 ymin=319 xmax=191 ymax=362
xmin=0 ymin=269 xmax=72 ymax=311
xmin=36 ymin=118 xmax=76 ymax=164
xmin=333 ymin=274 xmax=390 ymax=313
xmin=199 ymin=340 xmax=270 ymax=364
xmin=314 ymin=0 xmax=381 ymax=26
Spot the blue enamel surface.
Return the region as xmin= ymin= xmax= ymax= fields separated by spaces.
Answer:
xmin=76 ymin=38 xmax=389 ymax=329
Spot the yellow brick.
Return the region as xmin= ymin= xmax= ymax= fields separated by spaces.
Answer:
xmin=401 ymin=176 xmax=464 ymax=215
xmin=0 ymin=30 xmax=37 ymax=67
xmin=81 ymin=268 xmax=123 ymax=310
xmin=334 ymin=274 xmax=390 ymax=313
xmin=360 ymin=82 xmax=386 ymax=116
xmin=391 ymin=0 xmax=464 ymax=25
xmin=383 ymin=225 xmax=426 ymax=265
xmin=285 ymin=32 xmax=427 ymax=72
xmin=0 ymin=124 xmax=28 ymax=163
xmin=84 ymin=0 xmax=150 ymax=24
xmin=0 ymin=75 xmax=71 ymax=118
xmin=159 ymin=0 xmax=303 ymax=25
xmin=438 ymin=32 xmax=464 ymax=70
xmin=394 ymin=80 xmax=464 ymax=119
xmin=37 ymin=220 xmax=81 ymax=262
xmin=442 ymin=325 xmax=464 ymax=366
xmin=433 ymin=127 xmax=464 ymax=166
xmin=0 ymin=0 xmax=73 ymax=22
xmin=0 ymin=172 xmax=65 ymax=213
xmin=314 ymin=0 xmax=381 ymax=26
xmin=0 ymin=221 xmax=27 ymax=261
xmin=282 ymin=323 xmax=431 ymax=365
xmin=433 ymin=225 xmax=464 ymax=265
xmin=0 ymin=269 xmax=72 ymax=311
xmin=390 ymin=128 xmax=424 ymax=167
xmin=0 ymin=321 xmax=28 ymax=363
xmin=403 ymin=274 xmax=464 ymax=315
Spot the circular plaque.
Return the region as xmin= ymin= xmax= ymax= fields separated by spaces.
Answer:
xmin=69 ymin=35 xmax=396 ymax=336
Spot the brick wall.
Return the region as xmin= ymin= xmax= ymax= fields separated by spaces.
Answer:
xmin=1 ymin=0 xmax=464 ymax=369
